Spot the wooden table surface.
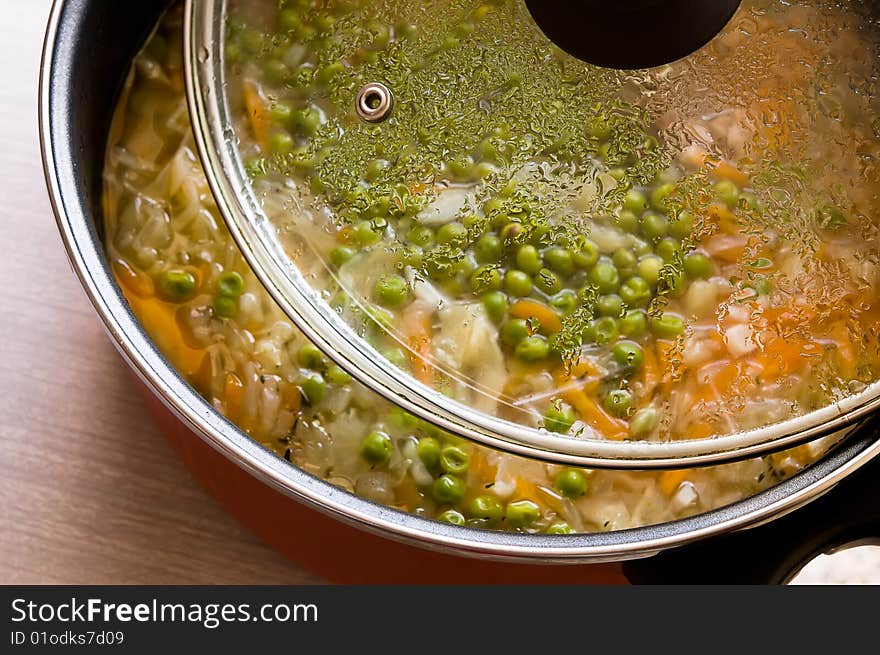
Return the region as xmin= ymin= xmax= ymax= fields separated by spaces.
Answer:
xmin=0 ymin=0 xmax=323 ymax=584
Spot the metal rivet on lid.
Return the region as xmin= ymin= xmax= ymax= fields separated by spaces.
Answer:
xmin=356 ymin=82 xmax=394 ymax=123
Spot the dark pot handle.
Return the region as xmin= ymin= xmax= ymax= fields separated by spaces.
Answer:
xmin=624 ymin=433 xmax=880 ymax=584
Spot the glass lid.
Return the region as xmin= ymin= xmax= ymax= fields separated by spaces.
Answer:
xmin=183 ymin=0 xmax=880 ymax=468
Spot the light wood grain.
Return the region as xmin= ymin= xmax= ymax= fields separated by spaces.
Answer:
xmin=0 ymin=0 xmax=323 ymax=584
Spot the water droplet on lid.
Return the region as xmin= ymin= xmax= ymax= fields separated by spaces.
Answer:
xmin=198 ymin=46 xmax=211 ymax=63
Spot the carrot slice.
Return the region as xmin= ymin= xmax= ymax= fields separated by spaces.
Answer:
xmin=123 ymin=294 xmax=205 ymax=376
xmin=403 ymin=305 xmax=434 ymax=385
xmin=224 ymin=372 xmax=245 ymax=423
xmin=112 ymin=259 xmax=154 ymax=298
xmin=243 ymin=81 xmax=270 ymax=149
xmin=641 ymin=344 xmax=661 ymax=397
xmin=509 ymin=299 xmax=562 ymax=334
xmin=561 ymin=388 xmax=628 ymax=440
xmin=659 ymin=469 xmax=691 ymax=495
xmin=704 ymin=233 xmax=748 ymax=263
xmin=709 ymin=161 xmax=750 ymax=188
xmin=706 ymin=203 xmax=740 ymax=235
xmin=688 ymin=422 xmax=715 ymax=439
xmin=830 ymin=323 xmax=857 ymax=379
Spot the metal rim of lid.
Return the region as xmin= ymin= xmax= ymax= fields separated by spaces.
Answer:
xmin=182 ymin=0 xmax=880 ymax=469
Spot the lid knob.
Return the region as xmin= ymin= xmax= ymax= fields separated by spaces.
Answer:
xmin=524 ymin=0 xmax=742 ymax=69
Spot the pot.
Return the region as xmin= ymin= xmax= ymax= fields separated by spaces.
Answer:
xmin=40 ymin=0 xmax=880 ymax=583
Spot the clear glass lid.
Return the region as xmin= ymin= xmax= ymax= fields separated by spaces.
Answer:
xmin=183 ymin=0 xmax=880 ymax=468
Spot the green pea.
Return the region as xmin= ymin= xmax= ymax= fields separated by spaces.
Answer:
xmin=546 ymin=522 xmax=575 ymax=535
xmin=212 ymin=295 xmax=238 ymax=319
xmin=470 ymin=266 xmax=502 ymax=294
xmin=278 ymin=9 xmax=301 ymax=33
xmin=573 ymin=240 xmax=600 ymax=269
xmin=436 ymin=221 xmax=468 ymax=245
xmin=300 ymin=372 xmax=326 ymax=405
xmin=400 ymin=247 xmax=424 ymax=269
xmin=632 ymin=237 xmax=653 ymax=257
xmin=620 ymin=276 xmax=651 ymax=307
xmin=298 ymin=343 xmax=325 ymax=370
xmin=440 ymin=445 xmax=470 ymax=474
xmin=544 ymin=247 xmax=575 ymax=276
xmin=314 ymin=60 xmax=345 ymax=86
xmin=504 ymin=270 xmax=533 ymax=297
xmin=268 ymin=131 xmax=294 ymax=154
xmin=658 ymin=268 xmax=685 ymax=298
xmin=598 ymin=294 xmax=624 ymax=317
xmin=617 ymin=210 xmax=640 ymax=234
xmin=590 ymin=316 xmax=619 ymax=345
xmin=437 ymin=509 xmax=466 ymax=526
xmin=638 ymin=255 xmax=664 ymax=285
xmin=650 ymin=312 xmax=686 ymax=339
xmin=408 ymin=225 xmax=434 ymax=248
xmin=329 ymin=246 xmax=356 ymax=268
xmin=535 ymin=268 xmax=562 ymax=295
xmin=240 ymin=28 xmax=266 ymax=54
xmin=640 ymin=212 xmax=669 ymax=242
xmin=683 ymin=252 xmax=713 ymax=279
xmin=474 ymin=234 xmax=503 ymax=264
xmin=669 ymin=210 xmax=694 ymax=240
xmin=158 ymin=270 xmax=197 ymax=301
xmin=612 ymin=340 xmax=644 ymax=370
xmin=468 ymin=495 xmax=504 ymax=524
xmin=354 ymin=220 xmax=382 ymax=246
xmin=752 ymin=275 xmax=773 ymax=296
xmin=506 ymin=500 xmax=541 ymax=528
xmin=714 ymin=179 xmax=740 ymax=208
xmin=549 ymin=290 xmax=578 ymax=315
xmin=415 ymin=437 xmax=441 ymax=469
xmin=263 ymin=59 xmax=290 ymax=86
xmin=624 ymin=189 xmax=649 ymax=215
xmin=629 ymin=407 xmax=659 ymax=438
xmin=515 ymin=245 xmax=543 ymax=275
xmin=588 ymin=260 xmax=620 ymax=294
xmin=483 ymin=197 xmax=505 ymax=216
xmin=500 ymin=222 xmax=524 ymax=246
xmin=432 ymin=473 xmax=467 ymax=504
xmin=217 ymin=271 xmax=245 ymax=298
xmin=382 ymin=346 xmax=409 ymax=369
xmin=453 ymin=255 xmax=477 ymax=281
xmin=515 ymin=335 xmax=550 ymax=361
xmin=501 ymin=319 xmax=530 ymax=347
xmin=555 ymin=468 xmax=587 ymax=498
xmin=433 ymin=475 xmax=466 ymax=503
xmin=588 ymin=116 xmax=612 ymax=140
xmin=650 ymin=183 xmax=675 ymax=211
xmin=365 ymin=158 xmax=390 ymax=181
xmin=656 ymin=237 xmax=682 ymax=263
xmin=620 ymin=309 xmax=648 ymax=338
xmin=374 ymin=275 xmax=408 ymax=307
xmin=368 ymin=306 xmax=395 ymax=330
xmin=293 ymin=107 xmax=322 ymax=137
xmin=481 ymin=291 xmax=509 ymax=323
xmin=326 ymin=365 xmax=352 ymax=386
xmin=544 ymin=403 xmax=576 ymax=433
xmin=612 ymin=248 xmax=638 ymax=272
xmin=360 ymin=431 xmax=393 ymax=465
xmin=225 ymin=39 xmax=241 ymax=65
xmin=604 ymin=389 xmax=633 ymax=418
